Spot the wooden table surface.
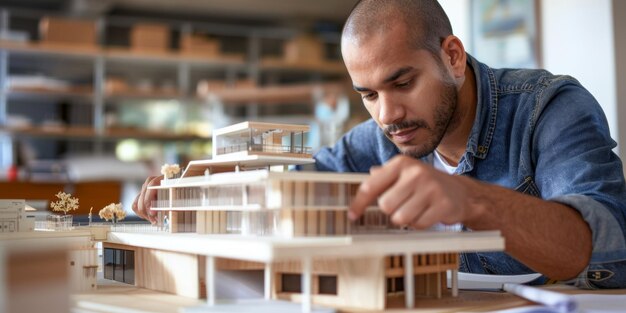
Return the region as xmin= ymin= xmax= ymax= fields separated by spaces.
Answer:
xmin=72 ymin=280 xmax=626 ymax=313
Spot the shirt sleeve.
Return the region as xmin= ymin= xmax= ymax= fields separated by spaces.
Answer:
xmin=532 ymin=81 xmax=626 ymax=289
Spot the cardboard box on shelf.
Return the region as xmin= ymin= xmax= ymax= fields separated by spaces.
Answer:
xmin=130 ymin=23 xmax=170 ymax=53
xmin=284 ymin=35 xmax=325 ymax=63
xmin=196 ymin=80 xmax=228 ymax=95
xmin=180 ymin=33 xmax=220 ymax=57
xmin=104 ymin=77 xmax=130 ymax=95
xmin=196 ymin=79 xmax=257 ymax=96
xmin=39 ymin=17 xmax=97 ymax=47
xmin=234 ymin=79 xmax=256 ymax=89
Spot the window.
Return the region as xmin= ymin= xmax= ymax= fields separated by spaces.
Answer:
xmin=279 ymin=273 xmax=338 ymax=296
xmin=386 ymin=276 xmax=405 ymax=294
xmin=103 ymin=248 xmax=114 ymax=280
xmin=281 ymin=273 xmax=302 ymax=293
xmin=124 ymin=250 xmax=135 ymax=284
xmin=395 ymin=277 xmax=404 ymax=292
xmin=103 ymin=248 xmax=135 ymax=285
xmin=318 ymin=275 xmax=337 ymax=295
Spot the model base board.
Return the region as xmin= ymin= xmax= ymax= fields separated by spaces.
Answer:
xmin=182 ymin=299 xmax=335 ymax=313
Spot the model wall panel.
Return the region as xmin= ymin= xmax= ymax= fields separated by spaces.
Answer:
xmin=7 ymin=249 xmax=71 ymax=313
xmin=293 ymin=182 xmax=307 ymax=236
xmin=196 ymin=211 xmax=206 ymax=234
xmin=134 ymin=247 xmax=200 ymax=299
xmin=335 ymin=210 xmax=346 ymax=235
xmin=275 ymin=257 xmax=386 ymax=310
xmin=306 ymin=210 xmax=319 ymax=236
xmin=280 ymin=209 xmax=294 ymax=237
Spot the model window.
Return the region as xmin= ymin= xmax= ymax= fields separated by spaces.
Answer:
xmin=318 ymin=275 xmax=337 ymax=295
xmin=386 ymin=276 xmax=405 ymax=294
xmin=281 ymin=273 xmax=302 ymax=293
xmin=103 ymin=248 xmax=135 ymax=285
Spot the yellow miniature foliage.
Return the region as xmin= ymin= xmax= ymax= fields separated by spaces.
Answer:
xmin=161 ymin=163 xmax=181 ymax=179
xmin=99 ymin=202 xmax=126 ymax=222
xmin=50 ymin=191 xmax=79 ymax=215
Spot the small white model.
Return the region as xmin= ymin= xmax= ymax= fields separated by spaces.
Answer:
xmin=0 ymin=199 xmax=35 ymax=233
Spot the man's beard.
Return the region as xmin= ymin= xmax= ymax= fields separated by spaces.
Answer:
xmin=383 ymin=78 xmax=458 ymax=159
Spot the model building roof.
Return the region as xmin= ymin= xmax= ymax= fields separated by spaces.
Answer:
xmin=155 ymin=168 xmax=367 ymax=189
xmin=106 ymin=230 xmax=504 ymax=263
xmin=180 ymin=154 xmax=315 ymax=178
xmin=213 ymin=121 xmax=310 ymax=138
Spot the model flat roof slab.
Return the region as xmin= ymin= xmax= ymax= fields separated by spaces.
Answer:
xmin=0 ymin=230 xmax=94 ymax=252
xmin=106 ymin=230 xmax=504 ymax=263
xmin=181 ymin=155 xmax=315 ymax=178
xmin=214 ymin=121 xmax=310 ymax=137
xmin=153 ymin=169 xmax=367 ymax=190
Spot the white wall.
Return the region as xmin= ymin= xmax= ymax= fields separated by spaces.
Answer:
xmin=614 ymin=0 xmax=626 ymax=161
xmin=541 ymin=0 xmax=618 ymax=149
xmin=440 ymin=0 xmax=621 ymax=156
xmin=439 ymin=0 xmax=471 ymax=49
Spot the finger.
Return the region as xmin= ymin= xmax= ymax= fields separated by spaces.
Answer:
xmin=132 ymin=193 xmax=145 ymax=219
xmin=411 ymin=202 xmax=447 ymax=229
xmin=142 ymin=176 xmax=162 ymax=223
xmin=377 ymin=166 xmax=423 ymax=215
xmin=412 ymin=193 xmax=463 ymax=229
xmin=134 ymin=176 xmax=154 ymax=220
xmin=349 ymin=158 xmax=408 ymax=220
xmin=137 ymin=176 xmax=158 ymax=221
xmin=390 ymin=190 xmax=431 ymax=226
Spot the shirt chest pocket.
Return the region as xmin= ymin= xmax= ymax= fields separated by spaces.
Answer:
xmin=514 ymin=176 xmax=540 ymax=197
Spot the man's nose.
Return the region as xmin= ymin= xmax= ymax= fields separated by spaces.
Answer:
xmin=378 ymin=93 xmax=405 ymax=125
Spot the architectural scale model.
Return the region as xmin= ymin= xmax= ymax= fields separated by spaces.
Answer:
xmin=103 ymin=121 xmax=505 ymax=312
xmin=0 ymin=199 xmax=35 ymax=233
xmin=2 ymin=122 xmax=505 ymax=313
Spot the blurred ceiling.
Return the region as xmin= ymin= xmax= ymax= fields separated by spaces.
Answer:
xmin=0 ymin=0 xmax=359 ymax=24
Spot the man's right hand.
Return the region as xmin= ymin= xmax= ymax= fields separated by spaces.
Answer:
xmin=132 ymin=175 xmax=162 ymax=224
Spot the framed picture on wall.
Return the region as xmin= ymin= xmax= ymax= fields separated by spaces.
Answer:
xmin=470 ymin=0 xmax=541 ymax=69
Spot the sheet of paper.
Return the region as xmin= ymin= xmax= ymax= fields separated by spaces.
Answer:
xmin=489 ymin=286 xmax=626 ymax=313
xmin=446 ymin=272 xmax=543 ymax=290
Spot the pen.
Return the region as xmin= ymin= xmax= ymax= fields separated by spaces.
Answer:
xmin=503 ymin=283 xmax=579 ymax=313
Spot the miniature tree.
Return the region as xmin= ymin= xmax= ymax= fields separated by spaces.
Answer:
xmin=50 ymin=191 xmax=80 ymax=215
xmin=161 ymin=163 xmax=181 ymax=179
xmin=48 ymin=191 xmax=79 ymax=229
xmin=99 ymin=203 xmax=126 ymax=224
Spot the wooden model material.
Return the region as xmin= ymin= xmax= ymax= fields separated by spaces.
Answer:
xmin=212 ymin=121 xmax=312 ymax=159
xmin=0 ymin=199 xmax=35 ymax=233
xmin=4 ymin=122 xmax=505 ymax=312
xmin=0 ymin=229 xmax=102 ymax=313
xmin=135 ymin=122 xmax=505 ymax=311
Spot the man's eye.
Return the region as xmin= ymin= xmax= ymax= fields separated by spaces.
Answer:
xmin=362 ymin=93 xmax=377 ymax=101
xmin=396 ymin=80 xmax=412 ymax=88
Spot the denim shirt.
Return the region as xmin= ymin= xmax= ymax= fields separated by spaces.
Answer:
xmin=313 ymin=54 xmax=626 ymax=289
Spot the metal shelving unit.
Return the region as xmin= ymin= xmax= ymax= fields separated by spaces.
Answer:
xmin=0 ymin=7 xmax=348 ymax=169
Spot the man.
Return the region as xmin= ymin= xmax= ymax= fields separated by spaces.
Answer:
xmin=134 ymin=0 xmax=626 ymax=288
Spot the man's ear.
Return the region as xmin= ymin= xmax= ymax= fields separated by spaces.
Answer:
xmin=440 ymin=35 xmax=466 ymax=79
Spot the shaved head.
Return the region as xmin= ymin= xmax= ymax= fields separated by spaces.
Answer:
xmin=342 ymin=0 xmax=453 ymax=60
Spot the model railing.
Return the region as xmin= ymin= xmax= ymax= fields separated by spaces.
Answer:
xmin=217 ymin=143 xmax=312 ymax=155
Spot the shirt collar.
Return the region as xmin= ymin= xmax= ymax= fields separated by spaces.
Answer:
xmin=454 ymin=53 xmax=498 ymax=174
xmin=469 ymin=53 xmax=498 ymax=158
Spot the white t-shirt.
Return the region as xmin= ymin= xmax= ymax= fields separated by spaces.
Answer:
xmin=431 ymin=150 xmax=462 ymax=232
xmin=433 ymin=150 xmax=458 ymax=174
